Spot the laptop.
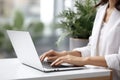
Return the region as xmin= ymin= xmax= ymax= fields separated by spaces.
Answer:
xmin=7 ymin=30 xmax=85 ymax=72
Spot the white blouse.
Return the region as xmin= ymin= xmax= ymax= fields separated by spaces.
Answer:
xmin=73 ymin=3 xmax=120 ymax=80
xmin=98 ymin=22 xmax=108 ymax=56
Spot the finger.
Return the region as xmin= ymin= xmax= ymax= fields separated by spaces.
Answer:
xmin=51 ymin=56 xmax=65 ymax=66
xmin=40 ymin=53 xmax=49 ymax=61
xmin=50 ymin=58 xmax=61 ymax=66
xmin=40 ymin=53 xmax=46 ymax=61
xmin=40 ymin=54 xmax=45 ymax=61
xmin=54 ymin=60 xmax=64 ymax=66
xmin=40 ymin=50 xmax=54 ymax=61
xmin=47 ymin=56 xmax=58 ymax=62
xmin=40 ymin=52 xmax=47 ymax=61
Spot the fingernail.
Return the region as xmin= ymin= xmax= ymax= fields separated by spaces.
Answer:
xmin=50 ymin=63 xmax=54 ymax=66
xmin=50 ymin=64 xmax=53 ymax=67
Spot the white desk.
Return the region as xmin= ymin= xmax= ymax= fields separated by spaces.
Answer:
xmin=0 ymin=58 xmax=111 ymax=80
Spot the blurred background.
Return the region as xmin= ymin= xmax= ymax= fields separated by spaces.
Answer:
xmin=0 ymin=0 xmax=74 ymax=58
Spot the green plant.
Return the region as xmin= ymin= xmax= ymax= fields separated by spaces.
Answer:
xmin=0 ymin=10 xmax=44 ymax=52
xmin=28 ymin=21 xmax=44 ymax=39
xmin=57 ymin=0 xmax=97 ymax=44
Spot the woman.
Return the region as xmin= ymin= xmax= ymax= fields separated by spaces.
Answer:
xmin=40 ymin=0 xmax=120 ymax=80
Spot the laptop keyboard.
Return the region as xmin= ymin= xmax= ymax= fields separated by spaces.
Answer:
xmin=42 ymin=61 xmax=71 ymax=69
xmin=42 ymin=61 xmax=54 ymax=69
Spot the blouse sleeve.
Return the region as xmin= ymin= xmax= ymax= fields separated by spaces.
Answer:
xmin=105 ymin=23 xmax=120 ymax=71
xmin=105 ymin=47 xmax=120 ymax=71
xmin=73 ymin=36 xmax=91 ymax=57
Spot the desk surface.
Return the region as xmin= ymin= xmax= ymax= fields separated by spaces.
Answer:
xmin=0 ymin=58 xmax=111 ymax=80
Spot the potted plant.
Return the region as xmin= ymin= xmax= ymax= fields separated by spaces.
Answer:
xmin=56 ymin=0 xmax=97 ymax=50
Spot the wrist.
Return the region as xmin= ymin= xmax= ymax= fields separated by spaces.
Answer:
xmin=81 ymin=57 xmax=90 ymax=65
xmin=70 ymin=51 xmax=82 ymax=57
xmin=60 ymin=51 xmax=69 ymax=56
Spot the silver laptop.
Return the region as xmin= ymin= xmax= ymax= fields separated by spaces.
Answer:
xmin=7 ymin=30 xmax=85 ymax=72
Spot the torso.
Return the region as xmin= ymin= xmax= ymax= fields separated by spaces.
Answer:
xmin=103 ymin=7 xmax=114 ymax=23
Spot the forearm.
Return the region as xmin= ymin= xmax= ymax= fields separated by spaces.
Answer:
xmin=60 ymin=51 xmax=81 ymax=57
xmin=84 ymin=56 xmax=108 ymax=67
xmin=63 ymin=51 xmax=107 ymax=67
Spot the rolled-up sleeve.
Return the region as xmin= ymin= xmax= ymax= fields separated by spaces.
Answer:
xmin=105 ymin=52 xmax=120 ymax=71
xmin=105 ymin=27 xmax=120 ymax=71
xmin=73 ymin=46 xmax=91 ymax=57
xmin=73 ymin=36 xmax=92 ymax=57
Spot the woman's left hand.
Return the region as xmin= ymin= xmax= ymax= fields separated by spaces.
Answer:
xmin=50 ymin=55 xmax=86 ymax=67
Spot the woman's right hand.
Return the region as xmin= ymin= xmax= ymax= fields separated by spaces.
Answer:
xmin=40 ymin=50 xmax=67 ymax=62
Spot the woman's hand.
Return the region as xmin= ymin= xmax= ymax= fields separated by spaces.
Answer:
xmin=40 ymin=50 xmax=67 ymax=62
xmin=40 ymin=50 xmax=107 ymax=67
xmin=51 ymin=55 xmax=86 ymax=67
